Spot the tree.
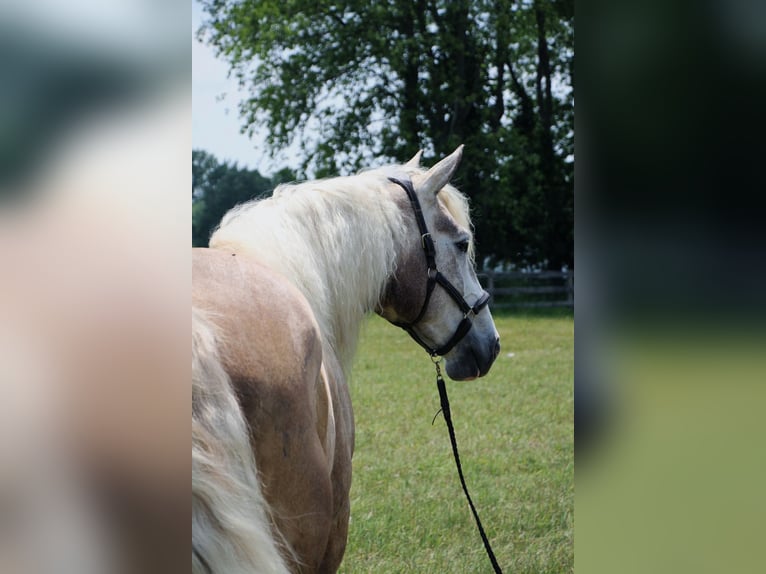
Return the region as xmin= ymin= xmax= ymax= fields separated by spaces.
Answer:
xmin=198 ymin=0 xmax=573 ymax=269
xmin=192 ymin=149 xmax=295 ymax=246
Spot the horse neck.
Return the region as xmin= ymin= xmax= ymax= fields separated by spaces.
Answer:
xmin=303 ymin=193 xmax=404 ymax=376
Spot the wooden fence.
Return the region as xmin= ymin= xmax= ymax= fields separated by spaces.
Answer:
xmin=478 ymin=270 xmax=573 ymax=309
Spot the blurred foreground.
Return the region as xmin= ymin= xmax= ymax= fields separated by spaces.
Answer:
xmin=0 ymin=2 xmax=188 ymax=573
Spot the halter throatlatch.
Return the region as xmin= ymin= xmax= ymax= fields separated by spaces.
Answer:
xmin=388 ymin=177 xmax=490 ymax=357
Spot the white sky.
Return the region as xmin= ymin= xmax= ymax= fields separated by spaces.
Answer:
xmin=192 ymin=2 xmax=300 ymax=173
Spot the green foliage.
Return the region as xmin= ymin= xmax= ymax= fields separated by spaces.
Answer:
xmin=344 ymin=309 xmax=573 ymax=572
xmin=192 ymin=149 xmax=295 ymax=246
xmin=198 ymin=0 xmax=573 ymax=269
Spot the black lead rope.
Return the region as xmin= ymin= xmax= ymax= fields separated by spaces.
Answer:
xmin=433 ymin=359 xmax=504 ymax=574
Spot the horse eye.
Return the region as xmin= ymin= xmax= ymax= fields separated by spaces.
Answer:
xmin=455 ymin=239 xmax=470 ymax=253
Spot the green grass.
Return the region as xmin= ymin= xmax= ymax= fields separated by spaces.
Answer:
xmin=340 ymin=309 xmax=573 ymax=573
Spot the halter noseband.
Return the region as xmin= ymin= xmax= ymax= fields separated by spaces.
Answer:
xmin=388 ymin=177 xmax=491 ymax=357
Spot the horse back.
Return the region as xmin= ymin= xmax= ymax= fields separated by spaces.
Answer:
xmin=192 ymin=248 xmax=339 ymax=572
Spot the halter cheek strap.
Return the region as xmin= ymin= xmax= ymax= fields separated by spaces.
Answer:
xmin=388 ymin=177 xmax=490 ymax=357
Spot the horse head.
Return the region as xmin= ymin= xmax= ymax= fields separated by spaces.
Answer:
xmin=378 ymin=146 xmax=501 ymax=381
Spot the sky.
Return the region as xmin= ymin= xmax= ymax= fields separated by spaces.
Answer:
xmin=192 ymin=2 xmax=299 ymax=174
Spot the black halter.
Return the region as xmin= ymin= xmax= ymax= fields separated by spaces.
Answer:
xmin=388 ymin=177 xmax=491 ymax=357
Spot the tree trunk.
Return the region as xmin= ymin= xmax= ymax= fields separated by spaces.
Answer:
xmin=399 ymin=3 xmax=422 ymax=153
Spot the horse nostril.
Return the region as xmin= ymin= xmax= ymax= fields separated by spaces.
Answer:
xmin=493 ymin=337 xmax=500 ymax=359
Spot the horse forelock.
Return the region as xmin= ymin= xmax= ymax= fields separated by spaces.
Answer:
xmin=436 ymin=184 xmax=476 ymax=262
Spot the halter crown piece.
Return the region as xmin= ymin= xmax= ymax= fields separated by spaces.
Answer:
xmin=387 ymin=177 xmax=491 ymax=357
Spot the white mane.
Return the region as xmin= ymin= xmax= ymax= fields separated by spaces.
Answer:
xmin=209 ymin=164 xmax=473 ymax=374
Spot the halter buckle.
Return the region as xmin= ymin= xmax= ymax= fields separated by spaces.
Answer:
xmin=421 ymin=233 xmax=436 ymax=258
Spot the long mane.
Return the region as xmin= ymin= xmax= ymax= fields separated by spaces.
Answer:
xmin=209 ymin=164 xmax=473 ymax=374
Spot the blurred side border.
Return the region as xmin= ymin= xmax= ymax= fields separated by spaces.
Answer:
xmin=576 ymin=0 xmax=766 ymax=572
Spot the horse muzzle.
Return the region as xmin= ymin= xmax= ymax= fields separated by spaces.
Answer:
xmin=444 ymin=332 xmax=500 ymax=381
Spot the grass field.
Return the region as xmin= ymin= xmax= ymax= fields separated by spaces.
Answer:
xmin=339 ymin=308 xmax=573 ymax=573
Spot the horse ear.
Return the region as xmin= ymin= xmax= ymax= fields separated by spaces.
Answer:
xmin=405 ymin=149 xmax=423 ymax=168
xmin=418 ymin=145 xmax=464 ymax=196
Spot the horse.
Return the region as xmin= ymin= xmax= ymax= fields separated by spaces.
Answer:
xmin=191 ymin=145 xmax=501 ymax=573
